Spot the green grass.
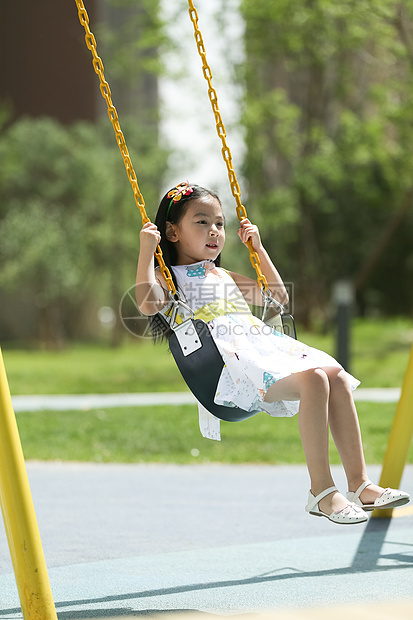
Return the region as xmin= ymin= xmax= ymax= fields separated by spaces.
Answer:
xmin=2 ymin=317 xmax=413 ymax=395
xmin=15 ymin=401 xmax=413 ymax=464
xmin=300 ymin=316 xmax=413 ymax=388
xmin=3 ymin=317 xmax=413 ymax=464
xmin=2 ymin=341 xmax=187 ymax=395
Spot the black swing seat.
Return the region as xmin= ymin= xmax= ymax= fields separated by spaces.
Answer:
xmin=167 ymin=294 xmax=297 ymax=423
xmin=169 ymin=318 xmax=254 ymax=422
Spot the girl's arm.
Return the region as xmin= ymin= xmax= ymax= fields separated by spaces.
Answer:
xmin=228 ymin=219 xmax=289 ymax=307
xmin=135 ymin=222 xmax=169 ymax=316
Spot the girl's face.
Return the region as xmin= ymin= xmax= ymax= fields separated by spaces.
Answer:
xmin=167 ymin=195 xmax=225 ymax=265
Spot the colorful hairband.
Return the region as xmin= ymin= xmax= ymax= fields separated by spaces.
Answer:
xmin=166 ymin=181 xmax=193 ymax=218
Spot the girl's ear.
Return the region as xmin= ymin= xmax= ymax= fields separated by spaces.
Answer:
xmin=165 ymin=221 xmax=179 ymax=242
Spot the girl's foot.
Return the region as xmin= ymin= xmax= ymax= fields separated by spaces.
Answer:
xmin=306 ymin=486 xmax=368 ymax=524
xmin=347 ymin=481 xmax=410 ymax=511
xmin=318 ymin=489 xmax=351 ymax=515
xmin=359 ymin=482 xmax=385 ymax=505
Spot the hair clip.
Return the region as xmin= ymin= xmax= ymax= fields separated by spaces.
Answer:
xmin=166 ymin=181 xmax=193 ymax=218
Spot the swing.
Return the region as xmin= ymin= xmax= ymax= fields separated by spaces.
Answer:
xmin=75 ymin=0 xmax=296 ymax=423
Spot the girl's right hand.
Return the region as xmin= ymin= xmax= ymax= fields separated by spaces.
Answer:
xmin=140 ymin=222 xmax=161 ymax=254
xmin=238 ymin=218 xmax=262 ymax=252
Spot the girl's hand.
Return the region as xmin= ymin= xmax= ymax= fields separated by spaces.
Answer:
xmin=238 ymin=218 xmax=262 ymax=252
xmin=140 ymin=222 xmax=161 ymax=255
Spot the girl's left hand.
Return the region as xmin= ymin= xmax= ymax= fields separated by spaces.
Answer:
xmin=238 ymin=218 xmax=262 ymax=251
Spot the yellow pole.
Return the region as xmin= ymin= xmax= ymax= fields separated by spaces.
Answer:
xmin=0 ymin=347 xmax=57 ymax=619
xmin=372 ymin=344 xmax=413 ymax=518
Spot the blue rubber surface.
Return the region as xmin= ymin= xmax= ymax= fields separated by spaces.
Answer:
xmin=0 ymin=463 xmax=412 ymax=618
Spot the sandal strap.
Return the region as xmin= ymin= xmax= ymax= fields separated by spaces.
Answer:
xmin=307 ymin=485 xmax=337 ymax=512
xmin=352 ymin=480 xmax=373 ymax=502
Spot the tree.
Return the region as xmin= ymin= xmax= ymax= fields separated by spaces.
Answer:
xmin=0 ymin=116 xmax=167 ymax=346
xmin=0 ymin=0 xmax=170 ymax=346
xmin=240 ymin=0 xmax=413 ymax=324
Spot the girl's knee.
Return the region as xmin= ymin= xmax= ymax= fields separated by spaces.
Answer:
xmin=324 ymin=367 xmax=352 ymax=393
xmin=300 ymin=367 xmax=330 ymax=397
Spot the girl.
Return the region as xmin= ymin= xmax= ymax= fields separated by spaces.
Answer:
xmin=136 ymin=181 xmax=410 ymax=525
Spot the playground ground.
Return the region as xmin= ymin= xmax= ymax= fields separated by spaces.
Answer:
xmin=0 ymin=389 xmax=412 ymax=618
xmin=0 ymin=460 xmax=412 ymax=619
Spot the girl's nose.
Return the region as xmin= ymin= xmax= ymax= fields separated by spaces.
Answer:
xmin=210 ymin=225 xmax=219 ymax=236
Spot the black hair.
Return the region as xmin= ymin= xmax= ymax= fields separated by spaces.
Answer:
xmin=148 ymin=183 xmax=223 ymax=341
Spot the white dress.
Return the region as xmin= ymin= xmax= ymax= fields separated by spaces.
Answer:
xmin=166 ymin=261 xmax=359 ymax=436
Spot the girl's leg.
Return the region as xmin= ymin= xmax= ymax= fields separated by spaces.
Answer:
xmin=264 ymin=369 xmax=350 ymax=515
xmin=323 ymin=367 xmax=387 ymax=505
xmin=322 ymin=367 xmax=367 ymax=486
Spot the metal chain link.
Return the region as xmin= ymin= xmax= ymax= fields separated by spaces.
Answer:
xmin=187 ymin=0 xmax=269 ymax=293
xmin=74 ymin=0 xmax=176 ymax=295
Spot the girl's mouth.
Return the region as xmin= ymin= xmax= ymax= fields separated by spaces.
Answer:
xmin=206 ymin=243 xmax=218 ymax=249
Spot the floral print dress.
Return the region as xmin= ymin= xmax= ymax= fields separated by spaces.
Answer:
xmin=166 ymin=261 xmax=359 ymax=426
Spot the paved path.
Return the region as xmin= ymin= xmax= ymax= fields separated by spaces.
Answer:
xmin=11 ymin=387 xmax=402 ymax=412
xmin=1 ymin=463 xmax=412 ymax=618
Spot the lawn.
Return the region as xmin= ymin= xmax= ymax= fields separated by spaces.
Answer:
xmin=1 ymin=316 xmax=412 ymax=464
xmin=2 ymin=317 xmax=413 ymax=395
xmin=14 ymin=401 xmax=412 ymax=465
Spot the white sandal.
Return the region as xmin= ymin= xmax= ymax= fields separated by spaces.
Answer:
xmin=305 ymin=486 xmax=368 ymax=525
xmin=346 ymin=481 xmax=410 ymax=511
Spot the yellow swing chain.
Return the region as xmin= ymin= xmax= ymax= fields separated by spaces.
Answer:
xmin=75 ymin=0 xmax=267 ymax=296
xmin=187 ymin=0 xmax=269 ymax=294
xmin=74 ymin=0 xmax=177 ymax=296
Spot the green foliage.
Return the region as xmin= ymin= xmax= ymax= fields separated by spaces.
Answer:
xmin=98 ymin=0 xmax=165 ymax=80
xmin=240 ymin=0 xmax=413 ymax=321
xmin=96 ymin=0 xmax=166 ymax=124
xmin=0 ymin=116 xmax=168 ymax=344
xmin=0 ymin=119 xmax=101 ymax=302
xmin=0 ymin=0 xmax=171 ymax=345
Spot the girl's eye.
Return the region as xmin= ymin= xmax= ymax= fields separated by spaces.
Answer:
xmin=217 ymin=222 xmax=224 ymax=228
